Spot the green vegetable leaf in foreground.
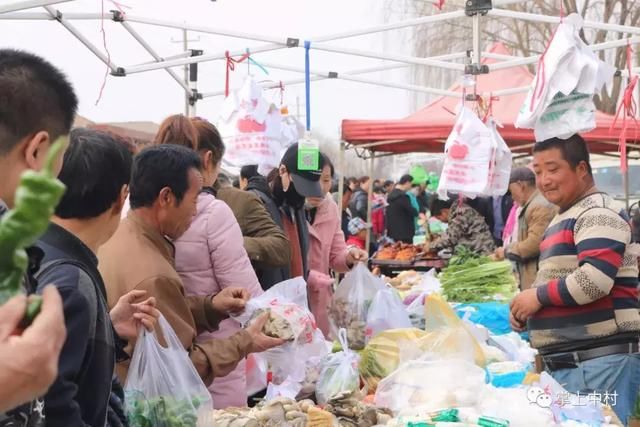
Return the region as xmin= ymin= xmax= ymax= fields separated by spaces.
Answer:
xmin=0 ymin=138 xmax=67 ymax=323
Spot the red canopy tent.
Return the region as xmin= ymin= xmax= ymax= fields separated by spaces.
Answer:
xmin=341 ymin=43 xmax=639 ymax=156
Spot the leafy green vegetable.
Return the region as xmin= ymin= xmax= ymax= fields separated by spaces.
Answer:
xmin=126 ymin=392 xmax=208 ymax=427
xmin=440 ymin=247 xmax=516 ymax=303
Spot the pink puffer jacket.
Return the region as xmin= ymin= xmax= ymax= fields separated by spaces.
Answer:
xmin=307 ymin=195 xmax=351 ymax=337
xmin=175 ymin=192 xmax=263 ymax=409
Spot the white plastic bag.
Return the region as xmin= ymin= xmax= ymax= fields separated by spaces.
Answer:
xmin=437 ymin=106 xmax=495 ymax=200
xmin=125 ymin=315 xmax=212 ymax=426
xmin=233 ymin=277 xmax=320 ymax=386
xmin=516 ymin=14 xmax=615 ymax=141
xmin=485 ymin=118 xmax=512 ymax=197
xmin=329 ymin=263 xmax=387 ymax=350
xmin=366 ymin=288 xmax=412 ymax=342
xmin=218 ymin=77 xmax=303 ymax=176
xmin=315 ymin=329 xmax=361 ymax=405
xmin=374 ymin=359 xmax=486 ymax=415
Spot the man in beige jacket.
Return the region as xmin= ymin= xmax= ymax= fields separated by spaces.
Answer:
xmin=496 ymin=167 xmax=556 ymax=290
xmin=99 ymin=145 xmax=283 ymax=385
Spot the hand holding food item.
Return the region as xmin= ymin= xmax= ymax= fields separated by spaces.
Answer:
xmin=0 ymin=138 xmax=67 ymax=325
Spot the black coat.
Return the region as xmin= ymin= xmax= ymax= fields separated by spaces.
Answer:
xmin=245 ymin=177 xmax=290 ymax=289
xmin=349 ymin=189 xmax=368 ymax=220
xmin=385 ymin=189 xmax=418 ymax=244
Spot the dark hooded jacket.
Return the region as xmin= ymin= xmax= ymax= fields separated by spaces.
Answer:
xmin=385 ymin=189 xmax=418 ymax=244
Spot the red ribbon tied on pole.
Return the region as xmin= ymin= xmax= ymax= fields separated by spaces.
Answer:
xmin=225 ymin=50 xmax=250 ymax=98
xmin=610 ymin=42 xmax=639 ymax=172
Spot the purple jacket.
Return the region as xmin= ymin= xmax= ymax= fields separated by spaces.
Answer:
xmin=175 ymin=192 xmax=263 ymax=409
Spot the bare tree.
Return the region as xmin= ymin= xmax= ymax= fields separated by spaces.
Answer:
xmin=391 ymin=0 xmax=640 ymax=113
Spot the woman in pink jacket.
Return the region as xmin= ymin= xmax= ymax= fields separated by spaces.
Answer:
xmin=306 ymin=153 xmax=368 ymax=337
xmin=155 ymin=116 xmax=264 ymax=408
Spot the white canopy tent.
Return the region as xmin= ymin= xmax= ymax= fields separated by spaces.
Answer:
xmin=2 ymin=0 xmax=639 ymax=249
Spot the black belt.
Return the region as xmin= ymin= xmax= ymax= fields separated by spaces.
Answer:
xmin=542 ymin=342 xmax=639 ymax=372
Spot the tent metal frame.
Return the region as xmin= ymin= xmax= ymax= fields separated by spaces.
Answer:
xmin=2 ymin=0 xmax=639 ymax=246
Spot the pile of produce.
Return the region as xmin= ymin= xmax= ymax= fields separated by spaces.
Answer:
xmin=374 ymin=243 xmax=419 ymax=262
xmin=207 ymin=397 xmax=314 ymax=426
xmin=126 ymin=394 xmax=209 ymax=427
xmin=249 ymin=307 xmax=297 ymax=341
xmin=440 ymin=246 xmax=516 ymax=303
xmin=325 ymin=390 xmax=393 ymax=427
xmin=359 ymin=329 xmax=427 ymax=392
xmin=386 ymin=270 xmax=421 ymax=292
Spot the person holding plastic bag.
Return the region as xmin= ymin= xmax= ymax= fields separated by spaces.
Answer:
xmin=149 ymin=116 xmax=265 ymax=408
xmin=99 ymin=145 xmax=284 ymax=391
xmin=233 ymin=278 xmax=328 ymax=399
xmin=305 ymin=153 xmax=368 ymax=337
xmin=125 ymin=314 xmax=212 ymax=427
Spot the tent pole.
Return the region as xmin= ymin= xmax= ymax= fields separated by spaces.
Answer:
xmin=43 ymin=6 xmax=119 ymax=73
xmin=200 ymin=53 xmax=466 ymax=98
xmin=472 ymin=14 xmax=481 ymax=66
xmin=0 ymin=0 xmax=70 ymax=13
xmin=625 ymin=156 xmax=630 ymax=211
xmin=252 ymin=60 xmax=461 ymax=97
xmin=119 ymin=21 xmax=190 ymax=94
xmin=366 ymin=151 xmax=375 ymax=254
xmin=489 ymin=8 xmax=640 ymax=35
xmin=490 ymin=36 xmax=640 ymax=72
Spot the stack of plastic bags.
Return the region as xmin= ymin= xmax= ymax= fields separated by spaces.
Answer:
xmin=516 ymin=13 xmax=616 ymax=141
xmin=437 ymin=106 xmax=512 ymax=200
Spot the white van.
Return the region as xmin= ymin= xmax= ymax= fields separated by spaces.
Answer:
xmin=591 ymin=157 xmax=640 ymax=208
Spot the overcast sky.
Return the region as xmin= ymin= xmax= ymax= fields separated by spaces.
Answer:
xmin=0 ymin=0 xmax=417 ymax=138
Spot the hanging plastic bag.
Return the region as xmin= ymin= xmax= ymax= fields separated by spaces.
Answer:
xmin=125 ymin=315 xmax=212 ymax=427
xmin=366 ymin=288 xmax=412 ymax=342
xmin=315 ymin=329 xmax=361 ymax=405
xmin=218 ymin=77 xmax=303 ymax=176
xmin=516 ymin=14 xmax=615 ymax=141
xmin=232 ymin=277 xmax=319 ymax=385
xmin=329 ymin=263 xmax=387 ymax=350
xmin=485 ymin=119 xmax=512 ymax=197
xmin=437 ymin=106 xmax=495 ymax=200
xmin=374 ymin=359 xmax=487 ymax=415
xmin=245 ymin=353 xmax=269 ymax=397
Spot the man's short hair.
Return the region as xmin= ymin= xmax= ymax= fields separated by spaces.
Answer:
xmin=533 ymin=134 xmax=592 ymax=175
xmin=399 ymin=174 xmax=413 ymax=185
xmin=0 ymin=49 xmax=78 ymax=154
xmin=359 ymin=176 xmax=370 ymax=184
xmin=56 ymin=129 xmax=133 ymax=219
xmin=130 ymin=145 xmax=202 ymax=209
xmin=240 ymin=164 xmax=260 ymax=180
xmin=217 ymin=173 xmax=231 ymax=188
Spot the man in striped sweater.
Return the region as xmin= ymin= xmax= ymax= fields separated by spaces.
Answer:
xmin=510 ymin=134 xmax=640 ymax=424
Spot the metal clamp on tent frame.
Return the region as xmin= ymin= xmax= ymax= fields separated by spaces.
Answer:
xmin=465 ymin=0 xmax=492 ymax=17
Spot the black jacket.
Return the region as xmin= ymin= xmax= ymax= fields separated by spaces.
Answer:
xmin=245 ymin=177 xmax=291 ymax=289
xmin=386 ymin=189 xmax=418 ymax=244
xmin=349 ymin=189 xmax=368 ymax=220
xmin=475 ymin=194 xmax=513 ymax=243
xmin=35 ymin=223 xmax=126 ymax=427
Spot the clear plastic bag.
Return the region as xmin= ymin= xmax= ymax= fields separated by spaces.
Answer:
xmin=329 ymin=263 xmax=386 ymax=350
xmin=366 ymin=288 xmax=412 ymax=342
xmin=374 ymin=359 xmax=486 ymax=415
xmin=233 ymin=277 xmax=321 ymax=389
xmin=125 ymin=315 xmax=212 ymax=427
xmin=402 ymin=294 xmax=487 ymax=367
xmin=315 ymin=329 xmax=361 ymax=405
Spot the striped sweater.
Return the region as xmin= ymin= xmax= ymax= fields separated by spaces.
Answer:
xmin=528 ymin=192 xmax=640 ymax=353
